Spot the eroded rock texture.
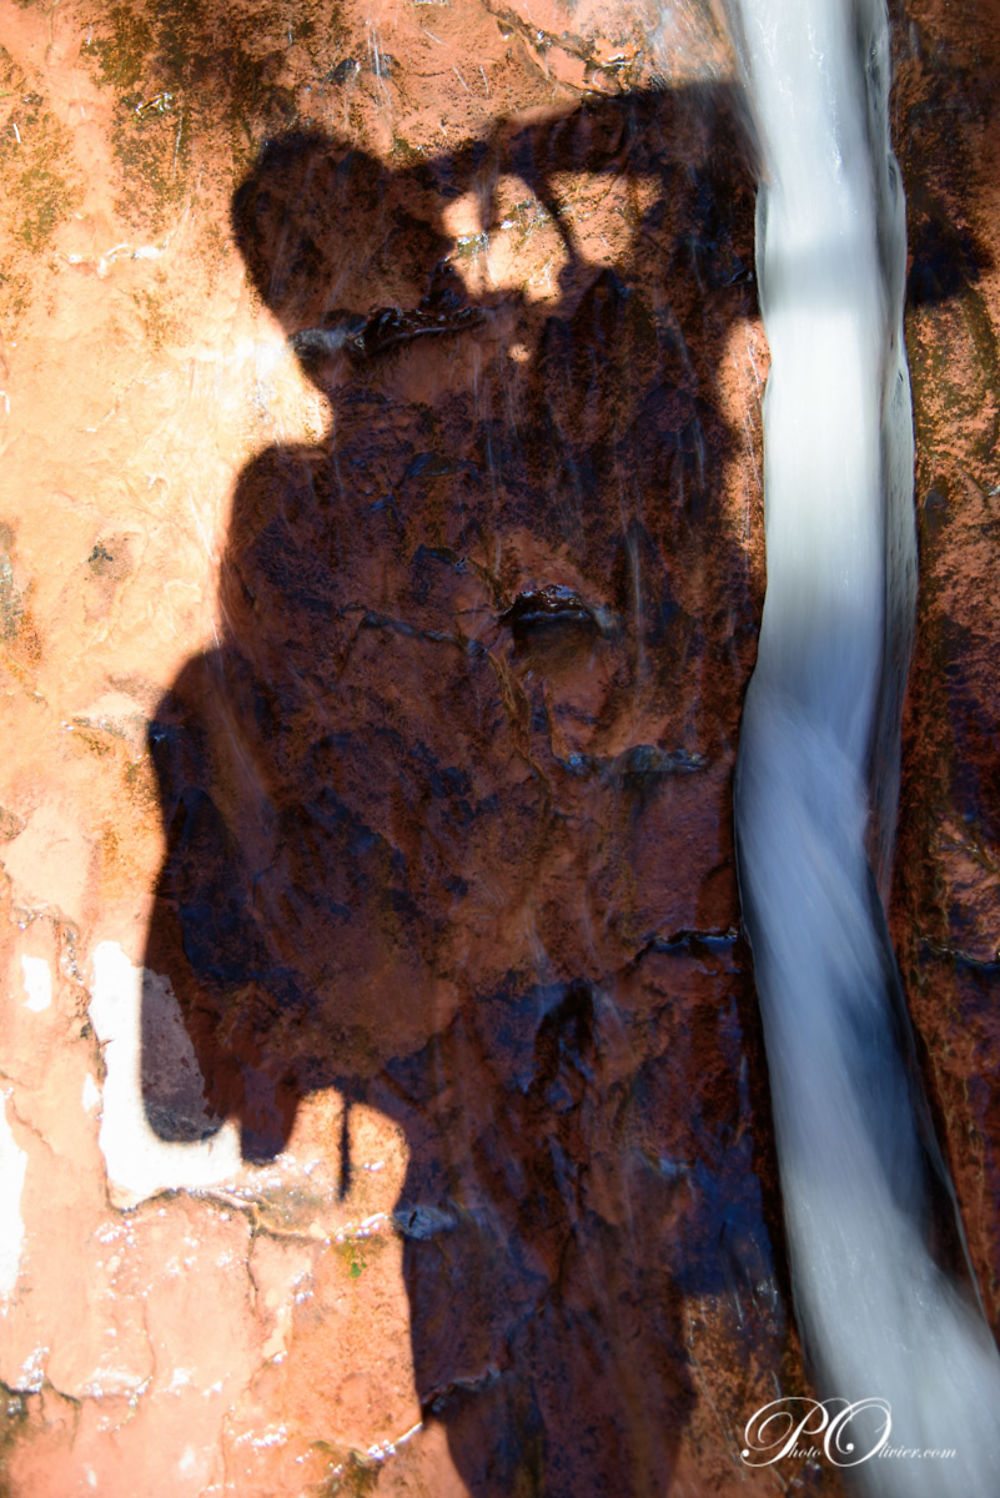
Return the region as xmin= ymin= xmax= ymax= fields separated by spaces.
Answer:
xmin=890 ymin=0 xmax=1000 ymax=1349
xmin=0 ymin=0 xmax=996 ymax=1494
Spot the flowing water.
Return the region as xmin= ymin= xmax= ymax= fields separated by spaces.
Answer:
xmin=730 ymin=0 xmax=1000 ymax=1488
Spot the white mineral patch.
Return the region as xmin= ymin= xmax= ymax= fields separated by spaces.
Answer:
xmin=0 ymin=1092 xmax=27 ymax=1299
xmin=178 ymin=1446 xmax=199 ymax=1477
xmin=89 ymin=941 xmax=241 ymax=1206
xmin=16 ymin=1345 xmax=48 ymax=1393
xmin=21 ymin=954 xmax=52 ymax=1012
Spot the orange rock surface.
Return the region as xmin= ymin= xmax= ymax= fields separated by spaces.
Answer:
xmin=0 ymin=0 xmax=996 ymax=1495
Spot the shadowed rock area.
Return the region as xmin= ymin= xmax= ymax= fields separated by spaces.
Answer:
xmin=142 ymin=98 xmax=781 ymax=1496
xmin=0 ymin=0 xmax=998 ymax=1493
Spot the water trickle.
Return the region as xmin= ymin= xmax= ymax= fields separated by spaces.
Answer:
xmin=731 ymin=0 xmax=1000 ymax=1488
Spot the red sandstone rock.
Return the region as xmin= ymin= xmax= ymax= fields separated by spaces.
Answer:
xmin=0 ymin=0 xmax=997 ymax=1494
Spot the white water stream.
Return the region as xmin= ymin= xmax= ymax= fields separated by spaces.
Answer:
xmin=729 ymin=0 xmax=1000 ymax=1490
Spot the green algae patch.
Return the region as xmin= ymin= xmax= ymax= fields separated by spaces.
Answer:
xmin=130 ymin=277 xmax=183 ymax=351
xmin=11 ymin=157 xmax=78 ymax=253
xmin=78 ymin=0 xmax=331 ymax=230
xmin=0 ymin=51 xmax=81 ymax=328
xmin=0 ymin=550 xmax=23 ymax=642
xmin=0 ymin=1385 xmax=29 ymax=1469
xmin=83 ymin=5 xmax=155 ymax=88
xmin=108 ymin=91 xmax=190 ymax=233
xmin=323 ymin=1450 xmax=382 ymax=1497
xmin=334 ymin=1230 xmax=388 ymax=1282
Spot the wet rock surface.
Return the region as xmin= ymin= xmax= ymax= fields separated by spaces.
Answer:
xmin=889 ymin=0 xmax=1000 ymax=1343
xmin=0 ymin=0 xmax=996 ymax=1494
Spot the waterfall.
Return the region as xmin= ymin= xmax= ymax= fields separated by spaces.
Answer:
xmin=728 ymin=0 xmax=1000 ymax=1490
